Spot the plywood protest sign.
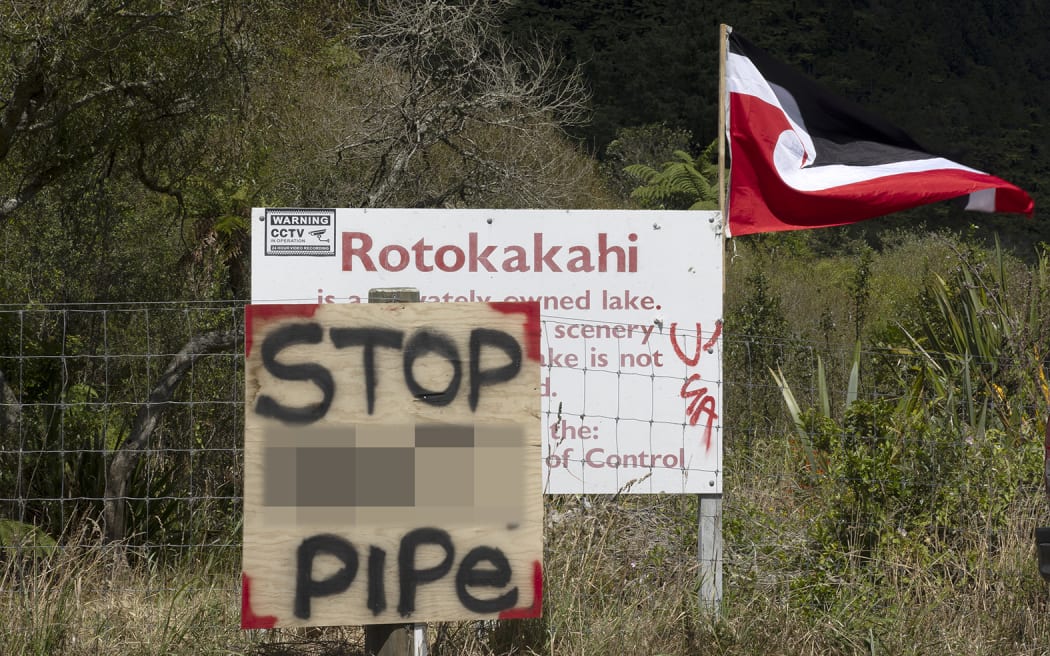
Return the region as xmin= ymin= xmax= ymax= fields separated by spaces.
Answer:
xmin=241 ymin=302 xmax=542 ymax=628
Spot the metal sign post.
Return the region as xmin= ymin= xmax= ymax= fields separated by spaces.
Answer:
xmin=698 ymin=494 xmax=723 ymax=613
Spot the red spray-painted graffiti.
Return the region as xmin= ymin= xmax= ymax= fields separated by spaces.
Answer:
xmin=669 ymin=320 xmax=722 ymax=366
xmin=669 ymin=320 xmax=721 ymax=450
xmin=680 ymin=374 xmax=718 ymax=451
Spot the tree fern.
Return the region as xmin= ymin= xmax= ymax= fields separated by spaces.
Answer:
xmin=624 ymin=142 xmax=720 ymax=211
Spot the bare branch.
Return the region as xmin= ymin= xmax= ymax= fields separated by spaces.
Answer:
xmin=340 ymin=0 xmax=590 ymax=207
xmin=0 ymin=367 xmax=21 ymax=447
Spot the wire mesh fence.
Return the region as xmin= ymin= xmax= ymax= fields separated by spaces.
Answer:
xmin=0 ymin=303 xmax=245 ymax=560
xmin=1 ymin=301 xmax=1046 ymax=638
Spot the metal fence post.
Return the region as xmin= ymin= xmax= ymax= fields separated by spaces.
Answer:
xmin=698 ymin=493 xmax=723 ymax=613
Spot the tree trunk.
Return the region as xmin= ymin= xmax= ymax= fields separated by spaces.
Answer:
xmin=103 ymin=328 xmax=240 ymax=542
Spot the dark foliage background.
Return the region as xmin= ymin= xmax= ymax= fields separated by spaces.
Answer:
xmin=505 ymin=0 xmax=1050 ymax=250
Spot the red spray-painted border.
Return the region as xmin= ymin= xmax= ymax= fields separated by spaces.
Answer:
xmin=488 ymin=302 xmax=542 ymax=620
xmin=244 ymin=304 xmax=321 ymax=357
xmin=488 ymin=301 xmax=541 ymax=362
xmin=241 ymin=572 xmax=278 ymax=629
xmin=498 ymin=560 xmax=543 ymax=619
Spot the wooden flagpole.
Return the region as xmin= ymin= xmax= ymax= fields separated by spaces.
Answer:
xmin=718 ymin=23 xmax=731 ymax=220
xmin=696 ymin=23 xmax=730 ymax=617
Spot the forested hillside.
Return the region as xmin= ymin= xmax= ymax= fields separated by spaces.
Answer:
xmin=4 ymin=3 xmax=1050 ymax=654
xmin=506 ymin=0 xmax=1050 ymax=249
xmin=0 ymin=1 xmax=614 ymax=306
xmin=3 ymin=1 xmax=1046 ymax=307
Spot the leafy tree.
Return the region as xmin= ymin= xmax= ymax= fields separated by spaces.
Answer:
xmin=0 ymin=0 xmax=620 ymax=547
xmin=0 ymin=1 xmax=249 ymax=223
xmin=504 ymin=0 xmax=717 ymax=152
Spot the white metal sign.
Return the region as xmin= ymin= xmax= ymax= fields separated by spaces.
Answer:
xmin=252 ymin=208 xmax=723 ymax=494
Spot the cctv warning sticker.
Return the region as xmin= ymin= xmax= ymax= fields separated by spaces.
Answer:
xmin=264 ymin=208 xmax=336 ymax=256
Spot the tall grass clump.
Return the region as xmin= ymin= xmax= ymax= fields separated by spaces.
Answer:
xmin=0 ymin=526 xmax=357 ymax=656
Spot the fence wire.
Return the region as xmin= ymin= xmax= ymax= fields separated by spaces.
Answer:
xmin=0 ymin=301 xmax=1046 ymax=606
xmin=0 ymin=303 xmax=245 ymax=559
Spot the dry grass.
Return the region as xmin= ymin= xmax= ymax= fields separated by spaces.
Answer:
xmin=0 ymin=528 xmax=364 ymax=655
xmin=3 ymin=540 xmax=240 ymax=655
xmin=3 ymin=491 xmax=1050 ymax=655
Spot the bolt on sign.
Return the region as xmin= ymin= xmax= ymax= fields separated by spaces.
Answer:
xmin=251 ymin=208 xmax=724 ymax=496
xmin=241 ymin=302 xmax=542 ymax=628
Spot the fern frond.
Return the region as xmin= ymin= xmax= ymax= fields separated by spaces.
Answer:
xmin=624 ymin=143 xmax=720 ymax=210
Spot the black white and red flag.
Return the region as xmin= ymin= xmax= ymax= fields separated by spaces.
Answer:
xmin=725 ymin=31 xmax=1034 ymax=236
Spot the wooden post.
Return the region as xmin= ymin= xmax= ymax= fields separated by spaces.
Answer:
xmin=364 ymin=286 xmax=423 ymax=656
xmin=365 ymin=625 xmax=413 ymax=656
xmin=718 ymin=23 xmax=731 ymax=221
